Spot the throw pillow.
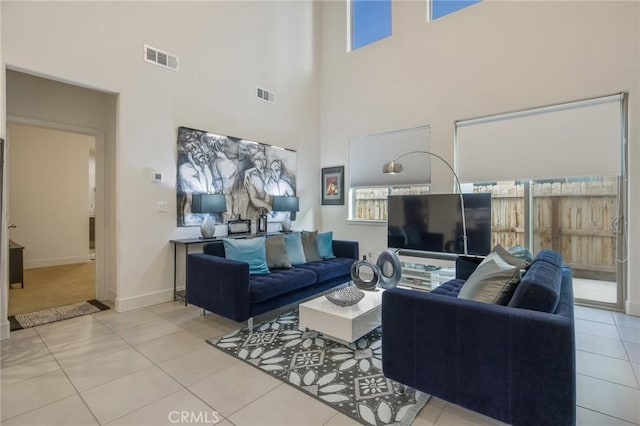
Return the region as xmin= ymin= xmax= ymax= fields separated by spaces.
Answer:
xmin=223 ymin=237 xmax=270 ymax=275
xmin=317 ymin=231 xmax=336 ymax=259
xmin=283 ymin=232 xmax=307 ymax=265
xmin=508 ymin=245 xmax=534 ymax=265
xmin=493 ymin=244 xmax=530 ymax=269
xmin=457 ymin=250 xmax=521 ymax=304
xmin=301 ymin=230 xmax=323 ymax=262
xmin=265 ymin=235 xmax=292 ymax=269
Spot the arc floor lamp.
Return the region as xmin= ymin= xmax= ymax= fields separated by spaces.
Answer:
xmin=382 ymin=150 xmax=468 ymax=255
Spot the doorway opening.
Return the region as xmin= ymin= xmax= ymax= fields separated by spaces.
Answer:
xmin=7 ymin=123 xmax=97 ymax=316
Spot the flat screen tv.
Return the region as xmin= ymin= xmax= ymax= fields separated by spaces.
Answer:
xmin=387 ymin=193 xmax=492 ymax=256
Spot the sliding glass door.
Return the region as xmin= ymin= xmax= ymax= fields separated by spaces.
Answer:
xmin=472 ymin=176 xmax=623 ymax=308
xmin=457 ymin=94 xmax=627 ymax=310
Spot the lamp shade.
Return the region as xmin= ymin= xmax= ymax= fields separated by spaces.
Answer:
xmin=272 ymin=196 xmax=299 ymax=212
xmin=191 ymin=194 xmax=227 ymax=213
xmin=382 ymin=161 xmax=404 ymax=174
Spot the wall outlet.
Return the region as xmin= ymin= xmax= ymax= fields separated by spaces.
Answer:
xmin=157 ymin=201 xmax=168 ymax=212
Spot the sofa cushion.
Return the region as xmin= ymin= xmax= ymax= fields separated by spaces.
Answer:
xmin=223 ymin=237 xmax=269 ymax=275
xmin=249 ymin=268 xmax=317 ymax=303
xmin=431 ymin=278 xmax=465 ymax=297
xmin=295 ymin=257 xmax=353 ymax=283
xmin=457 ymin=250 xmax=521 ymax=304
xmin=284 ymin=233 xmax=307 ymax=265
xmin=508 ymin=251 xmax=563 ymax=313
xmin=301 ymin=230 xmax=323 ymax=262
xmin=317 ymin=231 xmax=336 ymax=259
xmin=265 ymin=235 xmax=291 ymax=269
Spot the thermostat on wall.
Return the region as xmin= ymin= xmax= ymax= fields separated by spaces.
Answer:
xmin=151 ymin=171 xmax=164 ymax=182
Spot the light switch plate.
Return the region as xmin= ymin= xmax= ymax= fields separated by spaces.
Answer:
xmin=157 ymin=201 xmax=168 ymax=212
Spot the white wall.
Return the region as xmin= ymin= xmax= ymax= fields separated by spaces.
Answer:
xmin=1 ymin=1 xmax=321 ymax=311
xmin=319 ymin=1 xmax=640 ymax=314
xmin=8 ymin=123 xmax=92 ymax=268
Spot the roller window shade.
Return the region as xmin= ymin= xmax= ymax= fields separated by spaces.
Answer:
xmin=456 ymin=94 xmax=623 ymax=182
xmin=349 ymin=126 xmax=431 ymax=187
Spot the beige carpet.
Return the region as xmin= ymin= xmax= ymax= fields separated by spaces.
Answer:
xmin=8 ymin=262 xmax=95 ymax=316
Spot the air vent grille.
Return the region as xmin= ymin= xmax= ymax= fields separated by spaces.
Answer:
xmin=144 ymin=44 xmax=179 ymax=71
xmin=257 ymin=87 xmax=276 ymax=103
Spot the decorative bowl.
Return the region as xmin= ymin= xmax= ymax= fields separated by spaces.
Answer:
xmin=325 ymin=285 xmax=365 ymax=307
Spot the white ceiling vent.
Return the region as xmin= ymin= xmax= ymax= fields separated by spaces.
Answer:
xmin=256 ymin=87 xmax=276 ymax=103
xmin=144 ymin=44 xmax=179 ymax=71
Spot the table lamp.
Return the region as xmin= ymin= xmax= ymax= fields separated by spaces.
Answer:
xmin=271 ymin=196 xmax=299 ymax=232
xmin=191 ymin=193 xmax=227 ymax=238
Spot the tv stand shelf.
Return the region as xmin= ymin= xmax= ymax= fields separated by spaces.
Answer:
xmin=399 ymin=261 xmax=455 ymax=291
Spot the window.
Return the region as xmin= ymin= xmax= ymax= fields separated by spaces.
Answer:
xmin=351 ymin=185 xmax=429 ymax=221
xmin=349 ymin=126 xmax=431 ymax=221
xmin=457 ymin=94 xmax=626 ymax=308
xmin=350 ymin=0 xmax=392 ymax=50
xmin=428 ymin=0 xmax=481 ymax=21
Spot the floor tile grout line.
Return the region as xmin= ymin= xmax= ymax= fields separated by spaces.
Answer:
xmin=143 ymin=322 xmax=248 ymax=408
xmin=577 ymin=372 xmax=640 ymax=391
xmin=180 ymin=384 xmax=233 ymax=425
xmin=58 ymin=317 xmax=201 ymax=424
xmin=575 ymin=347 xmax=631 ymax=362
xmin=577 ymin=344 xmax=631 ymax=359
xmin=100 ymin=387 xmax=196 ymax=426
xmin=577 ymin=404 xmax=640 ymax=425
xmin=44 ymin=333 xmax=131 ymax=371
xmin=34 ymin=321 xmax=113 ymax=350
xmin=8 ymin=328 xmax=105 ymax=426
xmin=65 ymin=351 xmax=156 ymax=394
xmin=223 ymin=382 xmax=302 ymax=421
xmin=136 ymin=311 xmax=261 ymax=426
xmin=75 ymin=364 xmax=185 ymax=424
xmin=93 ymin=312 xmax=168 ymax=335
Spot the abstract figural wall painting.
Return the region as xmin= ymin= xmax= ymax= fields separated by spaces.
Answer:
xmin=176 ymin=126 xmax=296 ymax=227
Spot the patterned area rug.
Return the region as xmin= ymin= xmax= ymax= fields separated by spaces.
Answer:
xmin=208 ymin=310 xmax=429 ymax=425
xmin=8 ymin=300 xmax=110 ymax=331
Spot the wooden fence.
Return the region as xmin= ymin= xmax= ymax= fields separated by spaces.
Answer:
xmin=477 ymin=180 xmax=618 ymax=280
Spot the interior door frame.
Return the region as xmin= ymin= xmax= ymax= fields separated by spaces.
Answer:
xmin=6 ymin=116 xmax=108 ymax=301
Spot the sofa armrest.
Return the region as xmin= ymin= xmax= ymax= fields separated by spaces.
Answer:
xmin=382 ymin=287 xmax=575 ymax=426
xmin=186 ymin=253 xmax=251 ymax=322
xmin=332 ymin=240 xmax=359 ymax=260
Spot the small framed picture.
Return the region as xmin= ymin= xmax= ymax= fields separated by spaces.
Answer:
xmin=321 ymin=166 xmax=345 ymax=205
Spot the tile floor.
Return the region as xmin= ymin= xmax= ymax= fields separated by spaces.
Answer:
xmin=1 ymin=301 xmax=639 ymax=425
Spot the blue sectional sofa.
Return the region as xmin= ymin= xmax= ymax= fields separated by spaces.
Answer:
xmin=186 ymin=238 xmax=358 ymax=324
xmin=382 ymin=249 xmax=575 ymax=426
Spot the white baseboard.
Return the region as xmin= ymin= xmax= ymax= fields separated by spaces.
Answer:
xmin=115 ymin=288 xmax=175 ymax=312
xmin=25 ymin=255 xmax=92 ymax=269
xmin=625 ymin=299 xmax=640 ymax=317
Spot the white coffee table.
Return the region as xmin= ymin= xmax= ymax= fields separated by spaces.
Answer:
xmin=298 ymin=286 xmax=383 ymax=344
